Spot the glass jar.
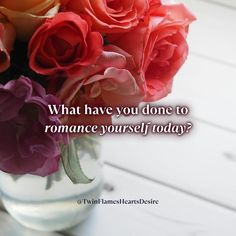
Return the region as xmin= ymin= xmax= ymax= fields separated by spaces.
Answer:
xmin=0 ymin=136 xmax=103 ymax=232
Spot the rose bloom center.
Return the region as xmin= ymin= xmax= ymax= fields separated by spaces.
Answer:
xmin=106 ymin=0 xmax=122 ymax=11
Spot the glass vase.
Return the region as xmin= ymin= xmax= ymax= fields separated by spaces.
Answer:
xmin=0 ymin=136 xmax=103 ymax=232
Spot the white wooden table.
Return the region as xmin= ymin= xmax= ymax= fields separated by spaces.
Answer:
xmin=1 ymin=0 xmax=236 ymax=235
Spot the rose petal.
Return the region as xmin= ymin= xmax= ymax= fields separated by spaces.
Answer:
xmin=0 ymin=1 xmax=60 ymax=41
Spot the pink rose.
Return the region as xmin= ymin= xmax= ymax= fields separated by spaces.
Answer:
xmin=28 ymin=12 xmax=103 ymax=77
xmin=110 ymin=3 xmax=196 ymax=101
xmin=62 ymin=0 xmax=149 ymax=34
xmin=56 ymin=45 xmax=144 ymax=128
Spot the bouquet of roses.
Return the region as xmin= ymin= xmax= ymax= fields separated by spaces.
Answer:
xmin=0 ymin=0 xmax=195 ymax=182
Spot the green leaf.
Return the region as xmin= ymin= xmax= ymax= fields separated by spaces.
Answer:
xmin=61 ymin=138 xmax=93 ymax=184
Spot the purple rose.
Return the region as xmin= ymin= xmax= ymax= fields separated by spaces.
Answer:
xmin=0 ymin=76 xmax=67 ymax=176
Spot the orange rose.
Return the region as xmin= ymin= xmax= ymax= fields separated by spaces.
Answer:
xmin=0 ymin=16 xmax=16 ymax=72
xmin=62 ymin=0 xmax=149 ymax=34
xmin=0 ymin=0 xmax=60 ymax=41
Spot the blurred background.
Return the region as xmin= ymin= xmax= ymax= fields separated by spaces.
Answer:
xmin=1 ymin=0 xmax=236 ymax=235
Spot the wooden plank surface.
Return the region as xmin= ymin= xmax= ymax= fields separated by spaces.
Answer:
xmin=166 ymin=54 xmax=236 ymax=131
xmin=68 ymin=166 xmax=236 ymax=236
xmin=204 ymin=0 xmax=236 ymax=8
xmin=101 ymin=120 xmax=236 ymax=210
xmin=182 ymin=0 xmax=236 ymax=65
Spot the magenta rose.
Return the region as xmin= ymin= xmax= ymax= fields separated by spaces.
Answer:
xmin=28 ymin=12 xmax=103 ymax=78
xmin=0 ymin=76 xmax=67 ymax=176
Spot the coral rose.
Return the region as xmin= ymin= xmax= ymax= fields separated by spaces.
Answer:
xmin=28 ymin=12 xmax=103 ymax=78
xmin=111 ymin=3 xmax=196 ymax=101
xmin=62 ymin=0 xmax=149 ymax=33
